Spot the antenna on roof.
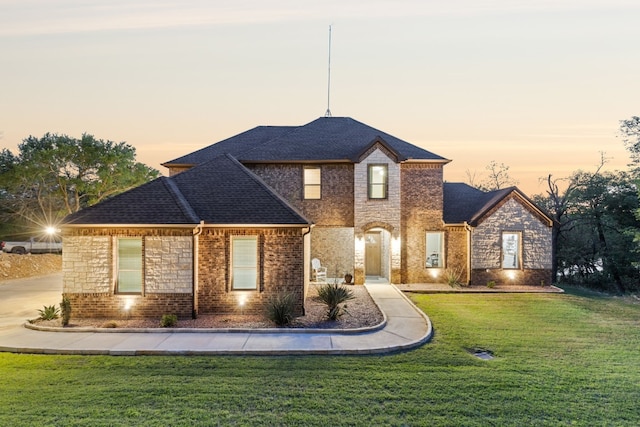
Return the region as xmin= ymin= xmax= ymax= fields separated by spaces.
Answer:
xmin=324 ymin=24 xmax=332 ymax=118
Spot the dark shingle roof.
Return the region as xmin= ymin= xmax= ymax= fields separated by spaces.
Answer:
xmin=162 ymin=125 xmax=295 ymax=166
xmin=62 ymin=178 xmax=200 ymax=225
xmin=444 ymin=183 xmax=551 ymax=226
xmin=162 ymin=117 xmax=448 ymax=166
xmin=443 ymin=183 xmax=514 ymax=225
xmin=172 ymin=155 xmax=309 ymax=224
xmin=63 ymin=155 xmax=310 ymax=226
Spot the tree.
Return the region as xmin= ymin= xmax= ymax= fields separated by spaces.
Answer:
xmin=466 ymin=161 xmax=519 ymax=191
xmin=619 ymin=116 xmax=640 ymax=175
xmin=0 ymin=133 xmax=159 ymax=231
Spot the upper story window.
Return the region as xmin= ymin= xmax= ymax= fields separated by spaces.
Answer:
xmin=502 ymin=231 xmax=522 ymax=269
xmin=303 ymin=166 xmax=321 ymax=199
xmin=231 ymin=236 xmax=258 ymax=290
xmin=117 ymin=237 xmax=143 ymax=294
xmin=425 ymin=232 xmax=444 ymax=268
xmin=368 ymin=164 xmax=388 ymax=199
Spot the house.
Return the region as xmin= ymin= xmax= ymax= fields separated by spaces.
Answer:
xmin=61 ymin=117 xmax=553 ymax=319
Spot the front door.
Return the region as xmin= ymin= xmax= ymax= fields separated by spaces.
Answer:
xmin=365 ymin=232 xmax=381 ymax=276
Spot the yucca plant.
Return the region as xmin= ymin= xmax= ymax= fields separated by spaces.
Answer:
xmin=317 ymin=282 xmax=355 ymax=320
xmin=266 ymin=292 xmax=297 ymax=326
xmin=443 ymin=267 xmax=464 ymax=287
xmin=37 ymin=305 xmax=60 ymax=321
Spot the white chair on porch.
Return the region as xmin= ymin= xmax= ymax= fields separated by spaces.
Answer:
xmin=311 ymin=258 xmax=327 ymax=282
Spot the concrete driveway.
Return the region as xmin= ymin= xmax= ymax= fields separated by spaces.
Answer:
xmin=0 ymin=273 xmax=62 ymax=331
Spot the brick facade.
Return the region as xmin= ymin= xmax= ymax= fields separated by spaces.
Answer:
xmin=400 ymin=163 xmax=446 ymax=283
xmin=196 ymin=227 xmax=307 ymax=315
xmin=248 ymin=163 xmax=354 ymax=227
xmin=62 ymin=226 xmax=307 ymax=319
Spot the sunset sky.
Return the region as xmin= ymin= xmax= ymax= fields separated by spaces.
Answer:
xmin=1 ymin=1 xmax=638 ymax=195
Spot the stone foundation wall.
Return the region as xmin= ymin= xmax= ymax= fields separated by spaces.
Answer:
xmin=470 ymin=268 xmax=553 ymax=287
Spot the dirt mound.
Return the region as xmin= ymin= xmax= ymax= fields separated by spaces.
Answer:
xmin=0 ymin=253 xmax=62 ymax=281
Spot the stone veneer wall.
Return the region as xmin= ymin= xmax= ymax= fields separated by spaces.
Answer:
xmin=197 ymin=227 xmax=306 ymax=315
xmin=470 ymin=196 xmax=553 ymax=286
xmin=310 ymin=227 xmax=355 ymax=279
xmin=145 ymin=236 xmax=192 ymax=293
xmin=62 ymin=228 xmax=195 ymax=319
xmin=354 ymin=148 xmax=401 ymax=283
xmin=247 ymin=163 xmax=354 ymax=227
xmin=400 ymin=163 xmax=445 ymax=283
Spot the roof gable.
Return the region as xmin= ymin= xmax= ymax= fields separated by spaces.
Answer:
xmin=444 ymin=183 xmax=552 ymax=227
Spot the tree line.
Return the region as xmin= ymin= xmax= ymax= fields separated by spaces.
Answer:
xmin=0 ymin=133 xmax=158 ymax=238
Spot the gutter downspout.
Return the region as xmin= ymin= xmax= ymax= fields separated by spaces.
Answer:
xmin=192 ymin=220 xmax=204 ymax=319
xmin=464 ymin=222 xmax=472 ymax=285
xmin=301 ymin=225 xmax=313 ymax=316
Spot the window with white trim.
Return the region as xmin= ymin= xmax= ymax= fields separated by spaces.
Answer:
xmin=232 ymin=236 xmax=258 ymax=290
xmin=117 ymin=238 xmax=143 ymax=293
xmin=368 ymin=164 xmax=388 ymax=199
xmin=425 ymin=232 xmax=444 ymax=268
xmin=502 ymin=232 xmax=521 ymax=269
xmin=304 ymin=167 xmax=321 ymax=199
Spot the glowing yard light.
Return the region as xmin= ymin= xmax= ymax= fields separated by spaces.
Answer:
xmin=45 ymin=226 xmax=57 ymax=235
xmin=429 ymin=269 xmax=440 ymax=279
xmin=124 ymin=298 xmax=134 ymax=311
xmin=506 ymin=271 xmax=516 ymax=280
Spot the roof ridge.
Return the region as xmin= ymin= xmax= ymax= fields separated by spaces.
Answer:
xmin=161 ymin=177 xmax=201 ymax=223
xmin=223 ymin=154 xmax=311 ymax=225
xmin=235 ymin=124 xmax=300 ymax=160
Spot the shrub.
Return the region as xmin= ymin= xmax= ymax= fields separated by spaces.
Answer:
xmin=266 ymin=292 xmax=297 ymax=326
xmin=317 ymin=282 xmax=355 ymax=321
xmin=101 ymin=321 xmax=118 ymax=328
xmin=487 ymin=280 xmax=496 ymax=289
xmin=37 ymin=305 xmax=60 ymax=321
xmin=160 ymin=314 xmax=178 ymax=328
xmin=60 ymin=297 xmax=71 ymax=326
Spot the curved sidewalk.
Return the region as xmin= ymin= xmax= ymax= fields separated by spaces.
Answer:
xmin=0 ymin=284 xmax=432 ymax=356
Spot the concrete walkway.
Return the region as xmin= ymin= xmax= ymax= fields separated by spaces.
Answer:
xmin=0 ymin=284 xmax=432 ymax=356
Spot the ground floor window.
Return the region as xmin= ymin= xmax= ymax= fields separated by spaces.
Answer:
xmin=502 ymin=231 xmax=522 ymax=269
xmin=426 ymin=232 xmax=444 ymax=268
xmin=232 ymin=236 xmax=258 ymax=290
xmin=117 ymin=237 xmax=143 ymax=293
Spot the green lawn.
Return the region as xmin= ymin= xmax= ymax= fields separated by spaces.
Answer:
xmin=1 ymin=288 xmax=639 ymax=426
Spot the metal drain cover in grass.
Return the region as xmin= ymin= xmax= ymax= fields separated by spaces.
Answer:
xmin=468 ymin=348 xmax=495 ymax=360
